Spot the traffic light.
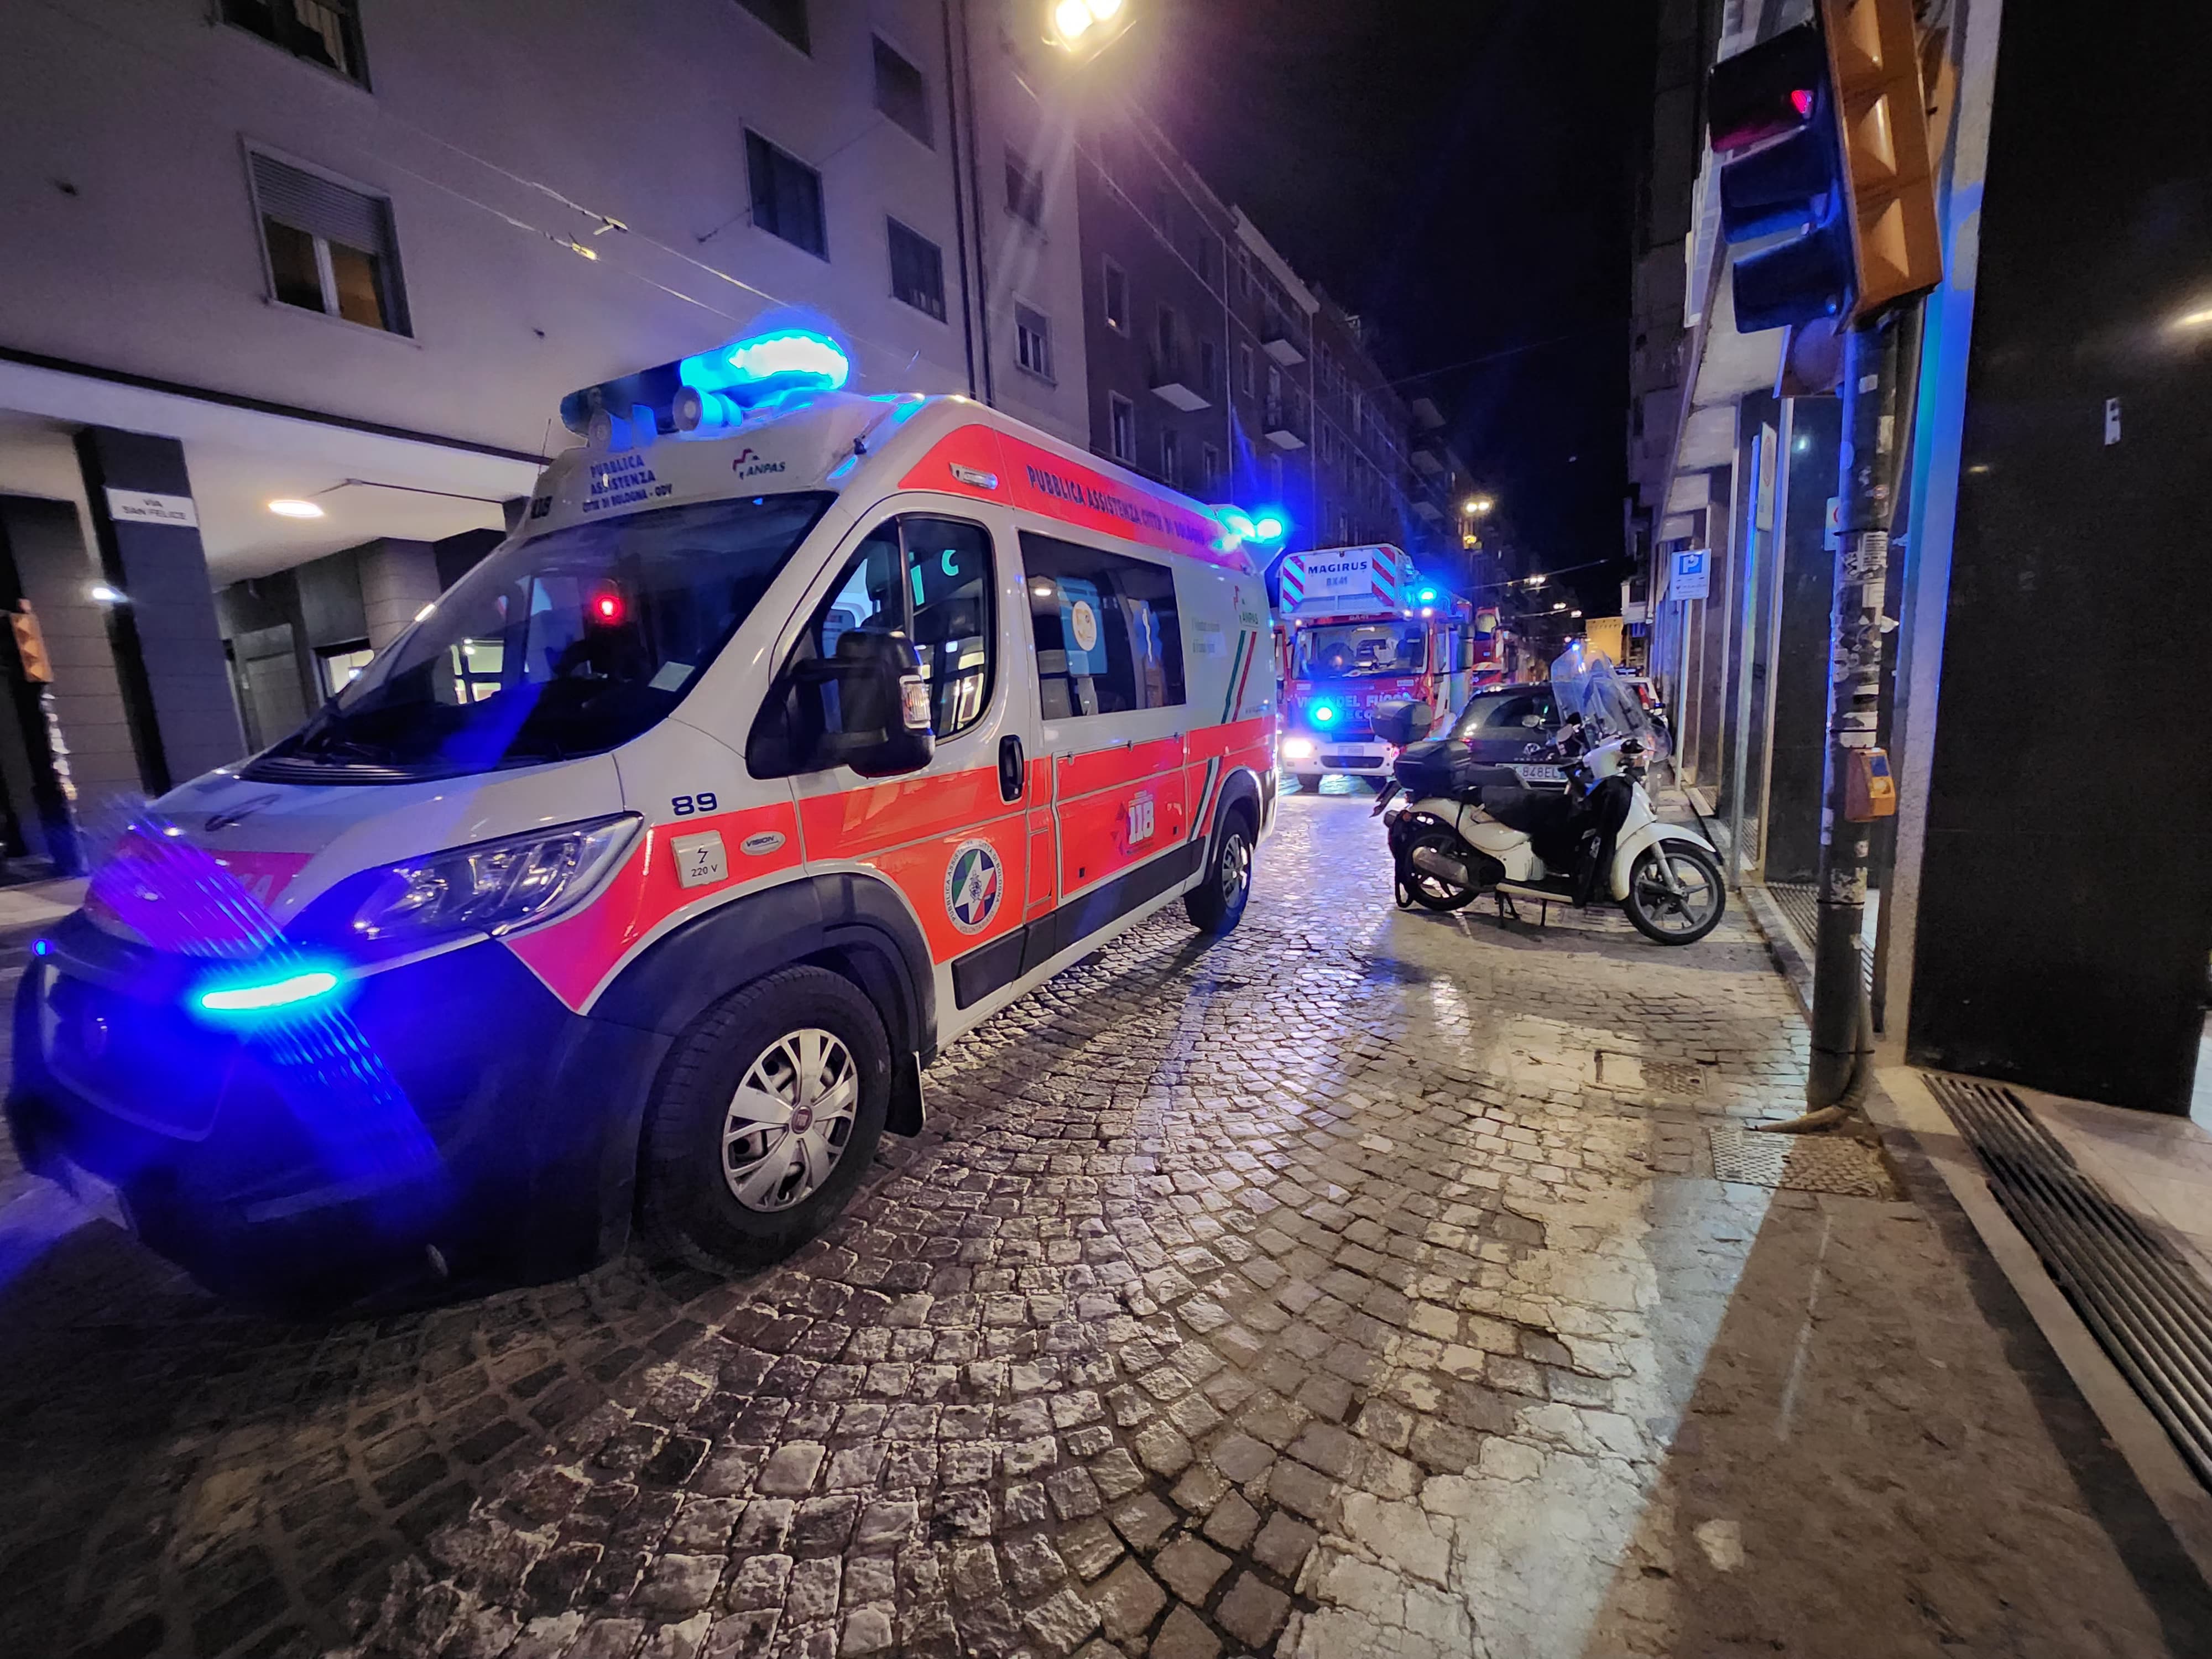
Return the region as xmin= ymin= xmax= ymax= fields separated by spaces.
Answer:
xmin=1707 ymin=0 xmax=1942 ymax=333
xmin=10 ymin=604 xmax=52 ymax=684
xmin=1822 ymin=0 xmax=1943 ymax=319
xmin=1708 ymin=24 xmax=1852 ymax=333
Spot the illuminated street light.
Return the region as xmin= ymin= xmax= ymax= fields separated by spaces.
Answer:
xmin=1552 ymin=602 xmax=1566 ymax=612
xmin=1049 ymin=0 xmax=1132 ymax=51
xmin=1525 ymin=573 xmax=1546 ymax=588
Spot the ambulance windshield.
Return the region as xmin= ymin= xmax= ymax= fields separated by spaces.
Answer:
xmin=252 ymin=492 xmax=835 ymax=780
xmin=1296 ymin=622 xmax=1426 ymax=679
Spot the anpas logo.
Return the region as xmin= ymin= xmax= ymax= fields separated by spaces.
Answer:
xmin=731 ymin=447 xmax=789 ymax=481
xmin=943 ymin=839 xmax=1004 ymax=934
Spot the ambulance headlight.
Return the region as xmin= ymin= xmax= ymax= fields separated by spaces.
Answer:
xmin=1281 ymin=737 xmax=1316 ymax=760
xmin=344 ymin=814 xmax=643 ymax=944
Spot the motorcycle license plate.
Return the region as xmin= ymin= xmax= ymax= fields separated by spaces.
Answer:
xmin=1514 ymin=764 xmax=1566 ymax=784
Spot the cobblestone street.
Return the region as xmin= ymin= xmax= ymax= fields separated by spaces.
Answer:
xmin=2 ymin=791 xmax=2208 ymax=1659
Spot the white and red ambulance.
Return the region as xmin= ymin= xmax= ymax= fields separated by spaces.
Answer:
xmin=1274 ymin=544 xmax=1475 ymax=791
xmin=7 ymin=329 xmax=1277 ymax=1304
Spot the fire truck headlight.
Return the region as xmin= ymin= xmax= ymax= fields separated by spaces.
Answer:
xmin=1281 ymin=737 xmax=1316 ymax=760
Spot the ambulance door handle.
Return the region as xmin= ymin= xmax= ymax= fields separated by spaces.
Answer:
xmin=998 ymin=734 xmax=1025 ymax=802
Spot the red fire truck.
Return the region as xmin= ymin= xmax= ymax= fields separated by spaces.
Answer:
xmin=1272 ymin=545 xmax=1483 ymax=792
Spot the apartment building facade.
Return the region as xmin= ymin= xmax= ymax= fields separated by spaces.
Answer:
xmin=1071 ymin=112 xmax=1455 ymax=575
xmin=0 ymin=0 xmax=1091 ymax=869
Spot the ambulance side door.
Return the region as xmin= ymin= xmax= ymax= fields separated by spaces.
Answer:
xmin=756 ymin=505 xmax=1033 ymax=992
xmin=1018 ymin=529 xmax=1191 ymax=956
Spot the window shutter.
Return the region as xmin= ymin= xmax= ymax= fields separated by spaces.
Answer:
xmin=251 ymin=152 xmax=389 ymax=254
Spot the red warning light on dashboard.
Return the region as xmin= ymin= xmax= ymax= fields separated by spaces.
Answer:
xmin=590 ymin=589 xmax=627 ymax=625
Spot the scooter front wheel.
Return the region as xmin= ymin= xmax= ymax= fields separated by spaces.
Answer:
xmin=1402 ymin=832 xmax=1480 ymax=912
xmin=1623 ymin=843 xmax=1726 ymax=945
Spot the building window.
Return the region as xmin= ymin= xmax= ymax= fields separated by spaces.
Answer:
xmin=222 ymin=0 xmax=368 ymax=86
xmin=1155 ymin=304 xmax=1177 ymax=361
xmin=1161 ymin=429 xmax=1180 ymax=488
xmin=873 ymin=37 xmax=931 ymax=146
xmin=1199 ymin=339 xmax=1218 ymax=400
xmin=888 ymin=218 xmax=946 ymax=320
xmin=1237 ymin=246 xmax=1252 ymax=299
xmin=1005 ymin=150 xmax=1045 ymax=228
xmin=316 ymin=640 xmax=374 ymax=697
xmin=747 ymin=130 xmax=826 ymax=257
xmin=248 ymin=150 xmax=409 ymax=334
xmin=1270 ymin=455 xmax=1284 ymax=497
xmin=1201 ymin=444 xmax=1222 ymax=493
xmin=1022 ymin=532 xmax=1186 ymax=719
xmin=1149 ymin=186 xmax=1174 ymax=239
xmin=1103 ymin=260 xmax=1129 ymax=333
xmin=1015 ymin=305 xmax=1053 ymax=380
xmin=1109 ymin=394 xmax=1135 ymax=463
xmin=1240 ymin=344 xmax=1255 ymax=399
xmin=735 ymin=0 xmax=809 ymax=53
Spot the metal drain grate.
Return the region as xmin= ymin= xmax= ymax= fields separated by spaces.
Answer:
xmin=1709 ymin=1127 xmax=1901 ymax=1199
xmin=1645 ymin=1061 xmax=1709 ymax=1097
xmin=1927 ymin=1073 xmax=2212 ymax=1490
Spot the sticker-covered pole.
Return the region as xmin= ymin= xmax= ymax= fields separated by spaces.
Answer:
xmin=1806 ymin=307 xmax=1905 ymax=1105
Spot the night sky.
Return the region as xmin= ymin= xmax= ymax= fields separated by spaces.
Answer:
xmin=1137 ymin=0 xmax=1656 ymax=615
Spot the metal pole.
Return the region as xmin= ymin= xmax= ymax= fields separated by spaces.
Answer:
xmin=1807 ymin=307 xmax=1906 ymax=1105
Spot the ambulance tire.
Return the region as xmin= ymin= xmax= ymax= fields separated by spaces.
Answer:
xmin=1186 ymin=805 xmax=1256 ymax=935
xmin=1292 ymin=772 xmax=1323 ymax=795
xmin=638 ymin=966 xmax=890 ymax=1272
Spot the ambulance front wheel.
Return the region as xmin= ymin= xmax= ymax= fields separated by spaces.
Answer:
xmin=1186 ymin=807 xmax=1256 ymax=935
xmin=638 ymin=966 xmax=890 ymax=1271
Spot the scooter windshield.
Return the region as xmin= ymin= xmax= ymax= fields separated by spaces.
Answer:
xmin=251 ymin=492 xmax=836 ymax=781
xmin=1548 ymin=643 xmax=1653 ymax=745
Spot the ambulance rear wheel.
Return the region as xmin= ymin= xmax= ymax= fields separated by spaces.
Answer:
xmin=1293 ymin=772 xmax=1323 ymax=795
xmin=639 ymin=967 xmax=890 ymax=1271
xmin=1186 ymin=807 xmax=1255 ymax=935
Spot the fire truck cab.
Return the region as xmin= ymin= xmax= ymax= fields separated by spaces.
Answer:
xmin=1274 ymin=544 xmax=1477 ymax=790
xmin=7 ymin=328 xmax=1279 ymax=1306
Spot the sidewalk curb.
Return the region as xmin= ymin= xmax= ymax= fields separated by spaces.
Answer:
xmin=1740 ymin=880 xmax=1815 ymax=1018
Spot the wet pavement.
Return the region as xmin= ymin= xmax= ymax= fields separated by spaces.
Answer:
xmin=1 ymin=788 xmax=2208 ymax=1658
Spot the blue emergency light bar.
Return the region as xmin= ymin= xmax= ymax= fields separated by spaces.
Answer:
xmin=560 ymin=327 xmax=854 ymax=442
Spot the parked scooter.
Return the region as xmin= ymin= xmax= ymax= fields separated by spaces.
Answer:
xmin=1370 ymin=649 xmax=1726 ymax=945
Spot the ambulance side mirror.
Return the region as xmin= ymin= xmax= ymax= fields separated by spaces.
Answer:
xmin=827 ymin=629 xmax=936 ymax=779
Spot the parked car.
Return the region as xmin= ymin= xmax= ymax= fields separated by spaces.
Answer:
xmin=1444 ymin=683 xmax=1563 ymax=763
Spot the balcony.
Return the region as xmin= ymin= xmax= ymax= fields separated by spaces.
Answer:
xmin=1262 ymin=403 xmax=1306 ymax=450
xmin=1262 ymin=326 xmax=1306 ymax=368
xmin=1411 ymin=447 xmax=1443 ymax=476
xmin=1149 ymin=351 xmax=1213 ymax=413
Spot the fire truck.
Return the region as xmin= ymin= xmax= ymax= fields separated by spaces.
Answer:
xmin=1272 ymin=544 xmax=1483 ymax=792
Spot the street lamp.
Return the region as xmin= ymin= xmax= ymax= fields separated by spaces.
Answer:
xmin=1049 ymin=0 xmax=1131 ymax=51
xmin=1464 ymin=495 xmax=1494 ymax=517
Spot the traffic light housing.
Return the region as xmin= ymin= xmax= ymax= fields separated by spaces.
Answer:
xmin=1822 ymin=0 xmax=1943 ymax=319
xmin=1708 ymin=0 xmax=1942 ymax=333
xmin=1708 ymin=24 xmax=1854 ymax=333
xmin=10 ymin=604 xmax=52 ymax=684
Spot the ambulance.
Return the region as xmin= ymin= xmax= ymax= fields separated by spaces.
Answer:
xmin=6 ymin=328 xmax=1278 ymax=1306
xmin=1274 ymin=544 xmax=1477 ymax=791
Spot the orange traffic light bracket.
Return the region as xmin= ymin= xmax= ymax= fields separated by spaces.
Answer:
xmin=1819 ymin=0 xmax=1944 ymax=320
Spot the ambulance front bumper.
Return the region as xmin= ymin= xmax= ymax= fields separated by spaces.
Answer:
xmin=4 ymin=912 xmax=667 ymax=1308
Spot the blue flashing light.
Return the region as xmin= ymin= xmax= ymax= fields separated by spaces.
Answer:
xmin=1220 ymin=509 xmax=1258 ymax=541
xmin=1251 ymin=513 xmax=1287 ymax=543
xmin=1417 ymin=586 xmax=1438 ymax=603
xmin=680 ymin=329 xmax=851 ymax=403
xmin=31 ymin=938 xmax=49 ymax=957
xmin=1312 ymin=702 xmax=1337 ymax=725
xmin=198 ymin=968 xmax=341 ymax=1014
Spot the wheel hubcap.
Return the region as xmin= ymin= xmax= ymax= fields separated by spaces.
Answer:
xmin=721 ymin=1028 xmax=858 ymax=1212
xmin=1221 ymin=832 xmax=1251 ymax=900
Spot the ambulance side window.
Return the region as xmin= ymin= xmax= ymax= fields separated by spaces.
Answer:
xmin=1019 ymin=532 xmax=1185 ymax=721
xmin=904 ymin=517 xmax=996 ymax=741
xmin=748 ymin=514 xmax=998 ymax=776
